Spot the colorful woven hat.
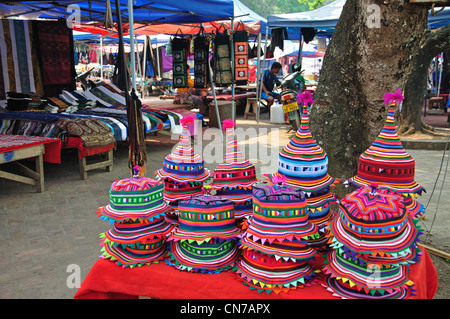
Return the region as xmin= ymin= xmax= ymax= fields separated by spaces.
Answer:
xmin=329 ymin=184 xmax=422 ymax=263
xmin=323 ymin=271 xmax=415 ymax=299
xmin=102 ymin=216 xmax=173 ymax=246
xmin=168 ymin=195 xmax=242 ymax=243
xmin=322 ymin=249 xmax=416 ymax=298
xmin=235 ymin=249 xmax=320 ymax=294
xmin=156 ymin=116 xmax=211 ymax=184
xmin=244 ymin=183 xmax=319 ymax=244
xmin=345 ymin=91 xmax=425 ymax=195
xmin=97 ymin=173 xmax=171 ymax=224
xmin=210 ymin=119 xmax=259 ymax=219
xmin=100 ymin=235 xmax=168 ymax=268
xmin=167 ymin=238 xmax=240 ymax=273
xmin=267 ymin=102 xmax=339 ymax=207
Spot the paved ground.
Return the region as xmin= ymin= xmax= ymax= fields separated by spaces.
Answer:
xmin=0 ymin=112 xmax=449 ymax=299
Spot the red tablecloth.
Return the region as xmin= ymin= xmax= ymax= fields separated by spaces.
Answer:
xmin=62 ymin=136 xmax=115 ymax=159
xmin=74 ymin=246 xmax=437 ymax=299
xmin=0 ymin=134 xmax=61 ymax=164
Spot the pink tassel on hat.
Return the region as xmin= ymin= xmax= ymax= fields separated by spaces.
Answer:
xmin=180 ymin=115 xmax=195 ymax=128
xmin=222 ymin=118 xmax=236 ymax=129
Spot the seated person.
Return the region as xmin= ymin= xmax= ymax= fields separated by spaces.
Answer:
xmin=261 ymin=62 xmax=282 ymax=113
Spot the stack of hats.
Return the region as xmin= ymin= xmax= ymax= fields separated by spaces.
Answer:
xmin=266 ymin=99 xmax=339 ymax=249
xmin=235 ymin=182 xmax=321 ymax=294
xmin=97 ymin=168 xmax=174 ymax=268
xmin=322 ymin=184 xmax=423 ymax=299
xmin=156 ymin=116 xmax=211 ymax=225
xmin=209 ymin=119 xmax=259 ymax=222
xmin=345 ymin=90 xmax=426 ymax=219
xmin=166 ymin=195 xmax=241 ymax=273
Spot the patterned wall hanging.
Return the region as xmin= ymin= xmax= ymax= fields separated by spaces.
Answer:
xmin=213 ymin=28 xmax=232 ymax=87
xmin=171 ymin=32 xmax=189 ymax=89
xmin=233 ymin=29 xmax=249 ymax=85
xmin=193 ymin=36 xmax=209 ymax=89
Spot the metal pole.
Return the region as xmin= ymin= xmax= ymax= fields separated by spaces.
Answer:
xmin=231 ymin=18 xmax=235 ymax=121
xmin=257 ymin=25 xmax=269 ymax=123
xmin=208 ymin=53 xmax=223 ymax=142
xmin=128 ymin=0 xmax=136 ymax=90
xmin=100 ymin=37 xmax=103 ymax=81
xmin=141 ymin=36 xmax=148 ymax=99
xmin=256 ymin=32 xmax=262 ymax=123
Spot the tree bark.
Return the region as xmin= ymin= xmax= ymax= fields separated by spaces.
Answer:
xmin=309 ymin=0 xmax=429 ymax=196
xmin=398 ymin=24 xmax=450 ymax=135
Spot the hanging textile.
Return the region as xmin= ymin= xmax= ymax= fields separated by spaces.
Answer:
xmin=193 ymin=36 xmax=209 ymax=89
xmin=127 ymin=89 xmax=147 ymax=169
xmin=233 ymin=29 xmax=249 ymax=86
xmin=112 ymin=41 xmax=130 ymax=92
xmin=213 ymin=28 xmax=232 ymax=87
xmin=32 ymin=19 xmax=76 ymax=97
xmin=0 ymin=19 xmax=44 ymax=99
xmin=172 ymin=31 xmax=189 ymax=88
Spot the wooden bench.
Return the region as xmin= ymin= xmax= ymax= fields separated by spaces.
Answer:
xmin=0 ymin=143 xmax=45 ymax=192
xmin=244 ymin=98 xmax=257 ymax=119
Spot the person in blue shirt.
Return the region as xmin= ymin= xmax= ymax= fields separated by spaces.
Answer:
xmin=260 ymin=62 xmax=282 ymax=113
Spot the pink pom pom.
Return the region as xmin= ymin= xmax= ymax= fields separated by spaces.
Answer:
xmin=180 ymin=115 xmax=195 ymax=127
xmin=272 ymin=173 xmax=286 ymax=184
xmin=222 ymin=119 xmax=236 ymax=129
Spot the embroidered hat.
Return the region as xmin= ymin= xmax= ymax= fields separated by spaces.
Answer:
xmin=265 ymin=102 xmax=338 ymax=249
xmin=167 ymin=238 xmax=240 ymax=273
xmin=210 ymin=119 xmax=259 ymax=219
xmin=322 ymin=249 xmax=416 ymax=298
xmin=345 ymin=100 xmax=425 ymax=195
xmin=156 ymin=116 xmax=211 ymax=184
xmin=100 ymin=235 xmax=168 ymax=268
xmin=269 ymin=104 xmax=339 ymax=206
xmin=329 ymin=185 xmax=421 ymax=261
xmin=168 ymin=195 xmax=242 ymax=243
xmin=244 ymin=184 xmax=319 ymax=244
xmin=235 ymin=249 xmax=320 ymax=294
xmin=323 ymin=270 xmax=415 ymax=299
xmin=102 ymin=216 xmax=173 ymax=246
xmin=97 ymin=175 xmax=171 ymax=224
xmin=322 ymin=184 xmax=422 ymax=298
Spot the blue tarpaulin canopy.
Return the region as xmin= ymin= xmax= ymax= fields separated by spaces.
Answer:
xmin=267 ymin=0 xmax=449 ymax=34
xmin=0 ymin=0 xmax=235 ymax=24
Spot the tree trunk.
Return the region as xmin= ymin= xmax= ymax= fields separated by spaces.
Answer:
xmin=310 ymin=0 xmax=429 ymax=197
xmin=398 ymin=24 xmax=450 ymax=135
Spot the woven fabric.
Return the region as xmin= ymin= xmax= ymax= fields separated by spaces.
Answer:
xmin=98 ymin=177 xmax=170 ymax=224
xmin=235 ymin=249 xmax=319 ymax=293
xmin=323 ymin=249 xmax=414 ymax=294
xmin=214 ymin=32 xmax=232 ymax=86
xmin=32 ymin=20 xmax=76 ymax=94
xmin=168 ymin=239 xmax=239 ymax=273
xmin=100 ymin=236 xmax=167 ymax=268
xmin=274 ymin=105 xmax=338 ymax=195
xmin=233 ymin=31 xmax=248 ymax=85
xmin=345 ymin=105 xmax=425 ymax=195
xmin=172 ymin=37 xmax=188 ymax=88
xmin=322 ymin=184 xmax=422 ymax=299
xmin=102 ymin=217 xmax=173 ymax=246
xmin=329 ymin=185 xmax=421 ymax=258
xmin=156 ymin=126 xmax=211 ymax=184
xmin=244 ymin=184 xmax=318 ymax=244
xmin=168 ymin=195 xmax=241 ymax=243
xmin=193 ymin=36 xmax=209 ymax=89
xmin=323 ymin=275 xmax=415 ymax=299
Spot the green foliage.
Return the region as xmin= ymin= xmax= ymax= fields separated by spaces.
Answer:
xmin=239 ymin=0 xmax=334 ymax=18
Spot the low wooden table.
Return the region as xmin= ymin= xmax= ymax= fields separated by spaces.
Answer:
xmin=0 ymin=135 xmax=61 ymax=192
